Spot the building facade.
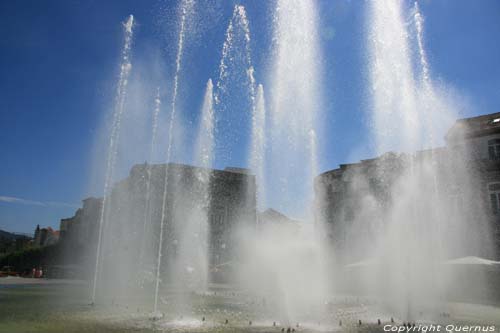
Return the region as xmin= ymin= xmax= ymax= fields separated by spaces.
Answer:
xmin=61 ymin=163 xmax=256 ymax=281
xmin=315 ymin=112 xmax=500 ymax=262
xmin=59 ymin=197 xmax=102 ymax=248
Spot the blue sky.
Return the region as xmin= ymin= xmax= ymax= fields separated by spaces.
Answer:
xmin=1 ymin=0 xmax=499 ymax=233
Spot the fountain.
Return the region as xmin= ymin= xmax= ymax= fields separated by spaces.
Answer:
xmin=138 ymin=87 xmax=161 ymax=279
xmin=91 ymin=14 xmax=134 ymax=304
xmin=339 ymin=0 xmax=496 ymax=322
xmin=236 ymin=0 xmax=331 ymax=326
xmin=213 ymin=4 xmax=255 ymax=171
xmin=267 ymin=0 xmax=321 ymax=219
xmin=249 ymin=84 xmax=266 ymax=210
xmin=153 ymin=0 xmax=194 ymax=315
xmin=79 ymin=1 xmax=499 ymax=331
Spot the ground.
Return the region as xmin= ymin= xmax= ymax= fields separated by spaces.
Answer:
xmin=1 ymin=277 xmax=499 ymax=333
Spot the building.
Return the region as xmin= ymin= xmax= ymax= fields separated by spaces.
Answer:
xmin=59 ymin=197 xmax=102 ymax=248
xmin=315 ymin=112 xmax=500 ymax=262
xmin=33 ymin=225 xmax=59 ymax=247
xmin=258 ymin=208 xmax=301 ymax=235
xmin=61 ymin=162 xmax=256 ymax=281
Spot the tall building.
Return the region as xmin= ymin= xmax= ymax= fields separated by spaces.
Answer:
xmin=315 ymin=112 xmax=500 ymax=262
xmin=60 ymin=163 xmax=256 ymax=281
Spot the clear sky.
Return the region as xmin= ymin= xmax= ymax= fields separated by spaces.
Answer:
xmin=1 ymin=0 xmax=499 ymax=233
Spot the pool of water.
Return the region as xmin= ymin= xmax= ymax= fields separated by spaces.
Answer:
xmin=1 ymin=278 xmax=499 ymax=332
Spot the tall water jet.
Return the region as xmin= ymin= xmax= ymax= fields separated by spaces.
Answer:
xmin=211 ymin=4 xmax=261 ymax=288
xmin=172 ymin=79 xmax=214 ymax=293
xmin=412 ymin=2 xmax=454 ymax=150
xmin=249 ymin=84 xmax=266 ymax=210
xmin=412 ymin=2 xmax=443 ymax=266
xmin=91 ymin=14 xmax=134 ymax=304
xmin=215 ymin=5 xmax=255 ymax=106
xmin=154 ymin=0 xmax=194 ymax=313
xmin=244 ymin=0 xmax=329 ymax=325
xmin=361 ymin=0 xmax=492 ymax=321
xmin=364 ymin=0 xmax=443 ymax=320
xmin=367 ymin=1 xmax=420 ymax=154
xmin=414 ymin=1 xmax=439 ymax=152
xmin=213 ymin=5 xmax=256 ymax=166
xmin=138 ymin=88 xmax=162 ymax=280
xmin=414 ymin=0 xmax=493 ymax=286
xmin=195 ymin=79 xmax=215 ymax=170
xmin=238 ymin=5 xmax=257 ymax=116
xmin=268 ymin=0 xmax=321 ymax=218
xmin=414 ymin=2 xmax=430 ymax=87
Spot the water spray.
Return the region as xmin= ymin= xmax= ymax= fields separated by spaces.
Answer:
xmin=91 ymin=14 xmax=134 ymax=304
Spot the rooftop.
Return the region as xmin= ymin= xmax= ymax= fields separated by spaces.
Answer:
xmin=446 ymin=111 xmax=500 ymax=142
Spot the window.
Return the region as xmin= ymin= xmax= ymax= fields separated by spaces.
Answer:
xmin=210 ymin=206 xmax=226 ymax=227
xmin=488 ymin=139 xmax=500 ymax=160
xmin=488 ymin=183 xmax=500 ymax=215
